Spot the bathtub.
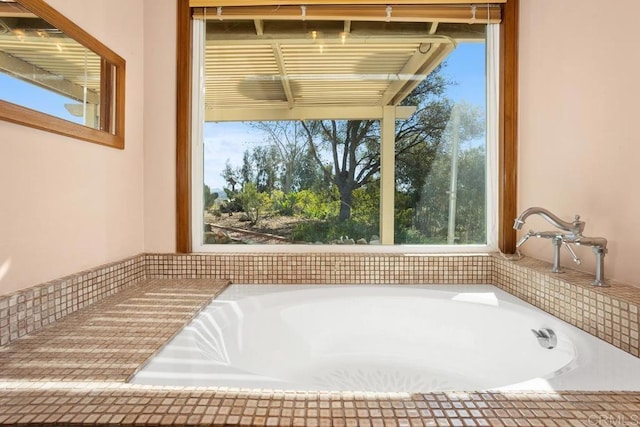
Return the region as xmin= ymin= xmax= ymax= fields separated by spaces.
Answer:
xmin=131 ymin=285 xmax=640 ymax=392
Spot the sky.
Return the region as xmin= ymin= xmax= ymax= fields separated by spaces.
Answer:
xmin=0 ymin=73 xmax=82 ymax=124
xmin=203 ymin=42 xmax=487 ymax=190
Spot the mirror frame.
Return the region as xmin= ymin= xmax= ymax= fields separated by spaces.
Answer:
xmin=0 ymin=0 xmax=126 ymax=149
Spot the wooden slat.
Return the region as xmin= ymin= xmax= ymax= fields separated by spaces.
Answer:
xmin=176 ymin=0 xmax=192 ymax=253
xmin=498 ymin=0 xmax=518 ymax=254
xmin=193 ymin=4 xmax=501 ymax=24
xmin=191 ymin=0 xmax=506 ymax=6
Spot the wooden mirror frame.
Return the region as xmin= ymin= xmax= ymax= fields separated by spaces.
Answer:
xmin=0 ymin=0 xmax=126 ymax=149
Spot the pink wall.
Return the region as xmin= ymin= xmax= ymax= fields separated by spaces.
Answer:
xmin=518 ymin=0 xmax=640 ymax=287
xmin=143 ymin=0 xmax=177 ymax=253
xmin=0 ymin=0 xmax=145 ymax=295
xmin=3 ymin=0 xmax=638 ymax=294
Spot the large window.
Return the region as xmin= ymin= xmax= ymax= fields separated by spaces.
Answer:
xmin=188 ymin=3 xmax=509 ymax=251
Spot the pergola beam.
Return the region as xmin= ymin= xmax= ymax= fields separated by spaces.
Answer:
xmin=0 ymin=50 xmax=99 ymax=104
xmin=343 ymin=20 xmax=351 ymax=34
xmin=379 ymin=41 xmax=439 ymax=106
xmin=206 ymin=34 xmax=457 ymax=44
xmin=206 ymin=105 xmax=416 ymax=122
xmin=206 ymin=29 xmax=484 ymax=43
xmin=386 ymin=42 xmax=454 ymax=105
xmin=271 ymin=43 xmax=295 ymax=108
xmin=253 ymin=19 xmax=264 ymax=35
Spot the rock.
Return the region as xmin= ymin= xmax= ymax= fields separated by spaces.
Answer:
xmin=356 ymin=238 xmax=368 ymax=245
xmin=205 ymin=229 xmax=231 ymax=244
xmin=219 ymin=232 xmax=231 ymax=243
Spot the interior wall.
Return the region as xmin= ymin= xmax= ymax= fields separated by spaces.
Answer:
xmin=0 ymin=0 xmax=145 ymax=295
xmin=143 ymin=0 xmax=177 ymax=253
xmin=518 ymin=0 xmax=640 ymax=287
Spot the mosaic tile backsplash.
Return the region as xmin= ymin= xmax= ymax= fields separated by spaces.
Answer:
xmin=0 ymin=255 xmax=145 ymax=347
xmin=1 ymin=252 xmax=638 ymax=357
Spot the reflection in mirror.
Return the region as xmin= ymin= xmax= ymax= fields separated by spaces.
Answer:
xmin=0 ymin=2 xmax=102 ymax=128
xmin=0 ymin=0 xmax=125 ymax=148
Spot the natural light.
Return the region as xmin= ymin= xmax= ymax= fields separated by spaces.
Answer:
xmin=191 ymin=11 xmax=498 ymax=252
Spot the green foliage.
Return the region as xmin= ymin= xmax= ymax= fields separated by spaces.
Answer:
xmin=291 ymin=221 xmax=327 ymax=242
xmin=203 ymin=184 xmax=219 ymax=210
xmin=270 ymin=190 xmax=297 ymax=216
xmin=219 ymin=198 xmax=242 ymax=214
xmin=407 ymin=145 xmax=486 ymax=244
xmin=294 ymin=188 xmax=339 ymax=220
xmin=350 ymin=184 xmax=379 ymax=228
xmin=239 ymin=182 xmax=269 ymax=225
xmin=292 ymin=218 xmax=378 ymax=243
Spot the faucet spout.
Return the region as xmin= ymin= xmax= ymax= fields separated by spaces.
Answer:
xmin=513 ymin=207 xmax=585 ymax=234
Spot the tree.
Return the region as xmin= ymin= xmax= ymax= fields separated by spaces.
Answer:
xmin=221 ymin=160 xmax=241 ymax=197
xmin=251 ymin=121 xmax=308 ymax=193
xmin=299 ymin=65 xmax=454 ymax=222
xmin=300 ymin=119 xmax=381 ymax=221
xmin=410 ymin=102 xmax=486 ymax=243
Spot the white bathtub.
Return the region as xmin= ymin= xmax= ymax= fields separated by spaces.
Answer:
xmin=131 ymin=285 xmax=640 ymax=392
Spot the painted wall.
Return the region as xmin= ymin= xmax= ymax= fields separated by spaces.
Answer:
xmin=0 ymin=0 xmax=145 ymax=295
xmin=4 ymin=0 xmax=638 ymax=294
xmin=518 ymin=0 xmax=640 ymax=287
xmin=143 ymin=0 xmax=177 ymax=253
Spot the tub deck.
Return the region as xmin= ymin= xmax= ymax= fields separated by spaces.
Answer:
xmin=1 ymin=278 xmax=639 ymax=426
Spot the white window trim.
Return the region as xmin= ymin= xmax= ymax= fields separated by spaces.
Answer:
xmin=191 ymin=20 xmax=499 ymax=254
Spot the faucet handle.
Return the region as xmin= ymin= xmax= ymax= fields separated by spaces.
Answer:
xmin=516 ymin=230 xmax=534 ymax=248
xmin=562 ymin=240 xmax=581 ymax=265
xmin=571 ymin=214 xmax=585 ymax=234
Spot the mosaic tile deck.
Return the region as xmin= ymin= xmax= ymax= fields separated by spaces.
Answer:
xmin=1 ymin=277 xmax=640 ymax=426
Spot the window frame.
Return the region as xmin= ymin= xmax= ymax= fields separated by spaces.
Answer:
xmin=176 ymin=0 xmax=519 ymax=253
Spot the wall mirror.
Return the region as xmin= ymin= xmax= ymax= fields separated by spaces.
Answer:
xmin=0 ymin=0 xmax=125 ymax=148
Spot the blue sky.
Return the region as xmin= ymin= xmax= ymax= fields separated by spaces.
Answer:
xmin=0 ymin=73 xmax=82 ymax=124
xmin=204 ymin=42 xmax=487 ymax=190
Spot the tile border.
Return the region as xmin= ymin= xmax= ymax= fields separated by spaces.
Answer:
xmin=1 ymin=252 xmax=638 ymax=358
xmin=144 ymin=253 xmax=494 ymax=284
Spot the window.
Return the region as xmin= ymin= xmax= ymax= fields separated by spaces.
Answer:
xmin=177 ymin=1 xmax=518 ymax=253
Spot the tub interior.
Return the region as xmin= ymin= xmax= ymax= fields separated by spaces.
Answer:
xmin=131 ymin=284 xmax=640 ymax=392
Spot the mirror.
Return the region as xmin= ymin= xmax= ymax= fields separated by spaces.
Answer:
xmin=0 ymin=0 xmax=125 ymax=148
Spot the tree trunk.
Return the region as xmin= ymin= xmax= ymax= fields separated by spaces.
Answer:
xmin=338 ymin=186 xmax=353 ymax=221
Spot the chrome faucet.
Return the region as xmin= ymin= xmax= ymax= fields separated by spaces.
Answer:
xmin=513 ymin=207 xmax=585 ymax=235
xmin=513 ymin=207 xmax=608 ymax=286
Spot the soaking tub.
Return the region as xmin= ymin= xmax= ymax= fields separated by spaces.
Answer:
xmin=131 ymin=285 xmax=640 ymax=392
